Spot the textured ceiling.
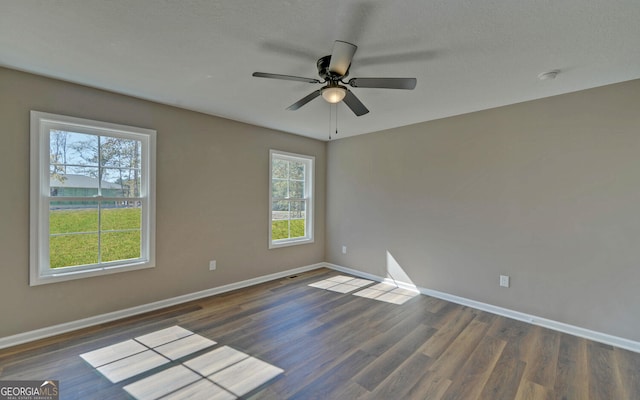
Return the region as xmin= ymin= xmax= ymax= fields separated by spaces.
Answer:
xmin=1 ymin=0 xmax=639 ymax=141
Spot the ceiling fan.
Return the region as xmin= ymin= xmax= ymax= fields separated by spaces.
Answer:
xmin=252 ymin=40 xmax=417 ymax=116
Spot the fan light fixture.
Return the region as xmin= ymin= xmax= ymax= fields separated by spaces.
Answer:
xmin=321 ymin=86 xmax=347 ymax=103
xmin=253 ymin=40 xmax=416 ymax=116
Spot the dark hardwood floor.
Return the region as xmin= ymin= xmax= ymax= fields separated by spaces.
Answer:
xmin=0 ymin=268 xmax=638 ymax=399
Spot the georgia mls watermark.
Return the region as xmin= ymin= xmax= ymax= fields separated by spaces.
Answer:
xmin=0 ymin=380 xmax=59 ymax=400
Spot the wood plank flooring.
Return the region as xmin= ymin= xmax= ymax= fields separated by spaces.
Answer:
xmin=0 ymin=268 xmax=638 ymax=399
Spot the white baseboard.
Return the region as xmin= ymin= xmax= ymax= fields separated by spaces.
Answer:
xmin=0 ymin=263 xmax=323 ymax=350
xmin=323 ymin=262 xmax=640 ymax=353
xmin=4 ymin=261 xmax=639 ymax=354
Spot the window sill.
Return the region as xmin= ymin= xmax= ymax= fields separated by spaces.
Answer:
xmin=29 ymin=261 xmax=155 ymax=286
xmin=269 ymin=237 xmax=315 ymax=249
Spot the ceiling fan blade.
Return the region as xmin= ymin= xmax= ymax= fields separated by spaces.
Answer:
xmin=343 ymin=89 xmax=369 ymax=116
xmin=328 ymin=41 xmax=357 ymax=76
xmin=253 ymin=72 xmax=321 ymax=84
xmin=348 ymin=77 xmax=417 ymax=90
xmin=287 ymin=90 xmax=323 ymax=110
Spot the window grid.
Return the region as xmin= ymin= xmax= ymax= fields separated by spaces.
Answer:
xmin=269 ymin=150 xmax=314 ymax=249
xmin=30 ymin=111 xmax=156 ymax=285
xmin=48 ymin=132 xmax=144 ymax=268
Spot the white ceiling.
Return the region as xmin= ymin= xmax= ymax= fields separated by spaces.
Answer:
xmin=2 ymin=0 xmax=639 ymax=141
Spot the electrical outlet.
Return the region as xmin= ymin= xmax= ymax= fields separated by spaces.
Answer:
xmin=500 ymin=275 xmax=510 ymax=288
xmin=342 ymin=246 xmax=347 ymax=254
xmin=209 ymin=260 xmax=217 ymax=271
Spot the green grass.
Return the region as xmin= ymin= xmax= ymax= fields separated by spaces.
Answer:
xmin=49 ymin=207 xmax=98 ymax=234
xmin=272 ymin=219 xmax=305 ymax=240
xmin=50 ymin=234 xmax=99 ymax=268
xmin=49 ymin=208 xmax=141 ymax=269
xmin=49 ymin=208 xmax=306 ymax=268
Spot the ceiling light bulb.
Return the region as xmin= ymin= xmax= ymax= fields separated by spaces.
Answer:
xmin=322 ymin=86 xmax=347 ymax=103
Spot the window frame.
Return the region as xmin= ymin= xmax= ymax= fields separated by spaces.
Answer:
xmin=269 ymin=150 xmax=314 ymax=249
xmin=30 ymin=111 xmax=156 ymax=286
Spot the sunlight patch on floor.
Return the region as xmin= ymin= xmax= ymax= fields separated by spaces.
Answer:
xmin=154 ymin=334 xmax=216 ymax=361
xmin=80 ymin=339 xmax=147 ymax=367
xmin=80 ymin=326 xmax=283 ymax=399
xmin=353 ymin=282 xmax=419 ymax=305
xmin=124 ymin=365 xmax=201 ymax=399
xmin=97 ymin=350 xmax=169 ymax=383
xmin=308 ymin=275 xmax=374 ymax=293
xmin=308 ymin=275 xmax=419 ymax=304
xmin=136 ymin=326 xmax=194 ymax=348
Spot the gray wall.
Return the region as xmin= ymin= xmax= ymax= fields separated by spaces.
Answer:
xmin=0 ymin=67 xmax=326 ymax=338
xmin=2 ymin=65 xmax=639 ymax=344
xmin=327 ymin=79 xmax=640 ymax=342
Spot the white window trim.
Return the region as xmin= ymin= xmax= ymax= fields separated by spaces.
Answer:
xmin=269 ymin=150 xmax=314 ymax=249
xmin=30 ymin=111 xmax=156 ymax=286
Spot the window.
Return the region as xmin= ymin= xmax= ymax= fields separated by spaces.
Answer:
xmin=269 ymin=150 xmax=314 ymax=248
xmin=30 ymin=111 xmax=156 ymax=285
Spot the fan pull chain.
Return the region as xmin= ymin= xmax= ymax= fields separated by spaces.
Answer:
xmin=328 ymin=104 xmax=339 ymax=140
xmin=328 ymin=103 xmax=332 ymax=140
xmin=335 ymin=104 xmax=338 ymax=137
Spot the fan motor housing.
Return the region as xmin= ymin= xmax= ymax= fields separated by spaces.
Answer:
xmin=317 ymin=55 xmax=348 ymax=80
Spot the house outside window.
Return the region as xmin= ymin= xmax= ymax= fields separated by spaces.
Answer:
xmin=269 ymin=150 xmax=314 ymax=248
xmin=30 ymin=111 xmax=156 ymax=285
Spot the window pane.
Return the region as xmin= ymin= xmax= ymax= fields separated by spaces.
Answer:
xmin=49 ymin=202 xmax=99 ymax=234
xmin=101 ymin=203 xmax=142 ymax=263
xmin=100 ymin=136 xmax=142 ymax=169
xmin=272 ymin=159 xmax=288 ymax=179
xmin=289 ymin=181 xmax=304 ymax=198
xmin=50 ymin=169 xmax=99 ymax=197
xmin=291 ymin=201 xmax=306 ymax=219
xmin=289 ymin=219 xmax=306 ymax=239
xmin=272 ymin=210 xmax=288 ymax=223
xmin=102 ymin=168 xmax=141 ymax=197
xmin=101 ymin=231 xmax=141 ymax=262
xmin=49 ymin=130 xmax=71 ymax=175
xmin=50 ymin=233 xmax=99 ymax=269
xmin=101 ymin=204 xmax=142 ymax=231
xmin=272 ymin=179 xmax=288 ymax=199
xmin=290 ymin=161 xmax=305 ymax=180
xmin=271 ymin=220 xmax=289 ymax=240
xmin=63 ymin=131 xmax=100 ymax=166
xmin=49 ymin=201 xmax=100 ymax=269
xmin=272 ymin=200 xmax=290 ymax=213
